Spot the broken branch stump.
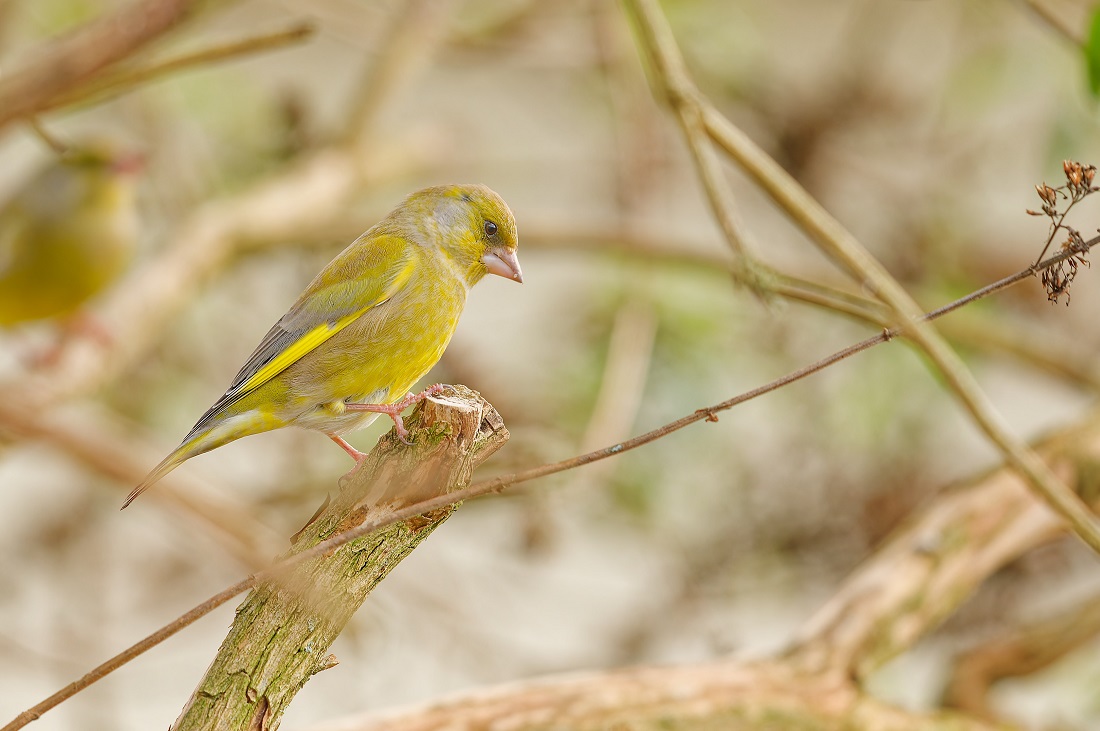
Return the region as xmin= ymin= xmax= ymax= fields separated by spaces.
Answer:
xmin=171 ymin=385 xmax=508 ymax=731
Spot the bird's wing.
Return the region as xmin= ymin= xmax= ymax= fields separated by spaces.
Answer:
xmin=190 ymin=233 xmax=417 ymax=429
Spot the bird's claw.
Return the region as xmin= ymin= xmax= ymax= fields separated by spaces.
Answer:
xmin=347 ymin=384 xmax=448 ymax=446
xmin=392 ymin=416 xmax=413 ymax=445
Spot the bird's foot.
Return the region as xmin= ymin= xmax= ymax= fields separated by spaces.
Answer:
xmin=345 ymin=384 xmax=447 ymax=445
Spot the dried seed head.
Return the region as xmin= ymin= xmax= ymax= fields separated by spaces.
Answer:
xmin=1036 ymin=184 xmax=1058 ymax=206
xmin=1065 ymin=160 xmax=1082 ymax=187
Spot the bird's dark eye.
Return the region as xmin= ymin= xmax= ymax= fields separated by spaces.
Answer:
xmin=484 ymin=220 xmax=498 ymax=237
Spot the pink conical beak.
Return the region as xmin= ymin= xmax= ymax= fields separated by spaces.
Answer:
xmin=482 ymin=248 xmax=523 ymax=283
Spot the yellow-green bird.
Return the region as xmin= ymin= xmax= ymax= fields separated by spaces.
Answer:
xmin=127 ymin=184 xmax=522 ymax=507
xmin=0 ymin=145 xmax=140 ymax=327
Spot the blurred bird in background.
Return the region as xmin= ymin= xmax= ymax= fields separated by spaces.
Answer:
xmin=128 ymin=183 xmax=522 ymax=506
xmin=0 ymin=142 xmax=142 ymax=353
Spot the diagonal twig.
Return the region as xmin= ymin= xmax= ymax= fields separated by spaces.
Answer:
xmin=624 ymin=0 xmax=1100 ymax=556
xmin=0 ymin=0 xmax=233 ymax=130
xmin=44 ymin=21 xmax=316 ymax=112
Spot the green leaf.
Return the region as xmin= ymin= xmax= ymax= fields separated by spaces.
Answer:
xmin=1084 ymin=8 xmax=1100 ymax=97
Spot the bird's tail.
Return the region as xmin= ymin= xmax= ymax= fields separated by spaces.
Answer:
xmin=123 ymin=422 xmax=241 ymax=508
xmin=124 ymin=407 xmax=286 ymax=508
xmin=124 ymin=447 xmax=192 ymax=508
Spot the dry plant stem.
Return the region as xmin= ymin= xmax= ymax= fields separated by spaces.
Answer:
xmin=1033 ymin=184 xmax=1086 ymax=264
xmin=171 ymin=387 xmax=507 ymax=731
xmin=944 ymin=593 xmax=1100 ymax=720
xmin=625 ymin=0 xmax=1100 ymax=555
xmin=0 ymin=0 xmax=228 ymax=129
xmin=546 ymin=225 xmax=1100 ymax=391
xmin=0 ymin=581 xmax=250 ymax=731
xmin=623 ymin=0 xmax=761 ymax=281
xmin=1022 ymin=0 xmax=1082 ymax=44
xmin=25 ymin=118 xmax=68 ymax=154
xmin=46 ymin=21 xmax=316 ymax=111
xmin=7 ymin=236 xmax=1090 ymax=731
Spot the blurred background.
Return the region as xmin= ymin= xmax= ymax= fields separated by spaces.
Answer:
xmin=2 ymin=0 xmax=1100 ymax=728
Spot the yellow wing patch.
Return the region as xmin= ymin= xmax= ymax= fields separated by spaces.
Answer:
xmin=238 ymin=256 xmax=417 ymax=394
xmin=238 ymin=309 xmax=365 ymax=393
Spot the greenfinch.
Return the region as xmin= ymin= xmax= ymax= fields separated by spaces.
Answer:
xmin=0 ymin=144 xmax=140 ymax=327
xmin=127 ymin=184 xmax=521 ymax=507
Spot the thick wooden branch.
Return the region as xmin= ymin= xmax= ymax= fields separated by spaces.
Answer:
xmin=170 ymin=386 xmax=508 ymax=731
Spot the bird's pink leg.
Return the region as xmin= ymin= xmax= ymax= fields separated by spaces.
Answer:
xmin=329 ymin=433 xmax=368 ymax=462
xmin=328 ymin=433 xmax=371 ymax=481
xmin=344 ymin=384 xmax=446 ymax=444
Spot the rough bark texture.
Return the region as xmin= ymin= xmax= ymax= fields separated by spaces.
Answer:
xmin=171 ymin=385 xmax=508 ymax=731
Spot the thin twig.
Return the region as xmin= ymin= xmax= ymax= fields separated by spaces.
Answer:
xmin=1021 ymin=0 xmax=1082 ymax=44
xmin=527 ymin=224 xmax=1100 ymax=391
xmin=0 ymin=0 xmax=229 ymax=129
xmin=0 ymin=581 xmax=251 ymax=731
xmin=626 ymin=0 xmax=1100 ymax=555
xmin=6 ymin=234 xmax=1094 ymax=731
xmin=622 ymin=0 xmax=764 ymax=292
xmin=24 ymin=118 xmax=69 ymax=155
xmin=45 ymin=21 xmax=316 ymax=111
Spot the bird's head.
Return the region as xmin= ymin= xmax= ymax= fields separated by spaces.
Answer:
xmin=409 ymin=184 xmax=522 ymax=287
xmin=49 ymin=142 xmax=144 ymax=213
xmin=16 ymin=142 xmax=143 ymax=223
